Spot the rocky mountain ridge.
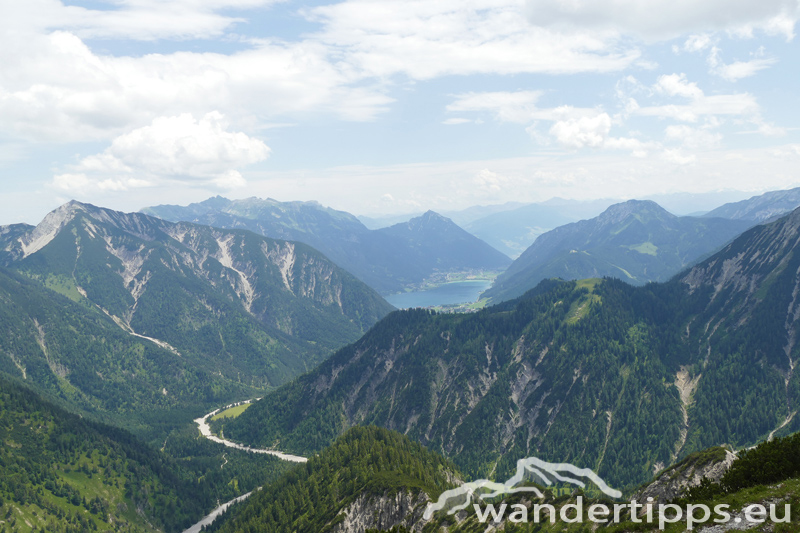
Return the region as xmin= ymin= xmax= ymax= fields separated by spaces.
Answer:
xmin=143 ymin=197 xmax=510 ymax=294
xmin=704 ymin=186 xmax=800 ymax=222
xmin=0 ymin=201 xmax=393 ymax=435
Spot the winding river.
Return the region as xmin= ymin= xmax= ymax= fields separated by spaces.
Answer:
xmin=182 ymin=399 xmax=307 ymax=533
xmin=193 ymin=399 xmax=307 ymax=463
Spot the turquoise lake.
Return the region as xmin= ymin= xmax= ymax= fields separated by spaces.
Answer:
xmin=385 ymin=280 xmax=492 ymax=309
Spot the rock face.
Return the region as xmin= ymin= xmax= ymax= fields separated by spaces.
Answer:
xmin=634 ymin=447 xmax=737 ymax=504
xmin=331 ymin=491 xmax=431 ymax=533
xmin=223 ymin=280 xmax=691 ymax=489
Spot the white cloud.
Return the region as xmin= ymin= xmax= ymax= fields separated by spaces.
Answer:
xmin=604 ymin=137 xmax=655 ymax=156
xmin=682 ymin=34 xmax=713 ymax=52
xmin=713 ymin=57 xmax=778 ymax=81
xmin=525 ymin=0 xmax=799 ymax=40
xmin=547 ymin=112 xmax=656 ymax=153
xmin=637 ymin=94 xmax=761 ymax=122
xmin=236 ymin=145 xmax=800 ymax=218
xmin=654 ymin=73 xmax=704 ymax=99
xmin=549 ymin=113 xmax=612 ymax=149
xmin=447 ymin=91 xmax=542 ymax=123
xmin=0 ymin=0 xmax=284 ymax=42
xmin=665 ymin=124 xmax=723 ymax=149
xmin=753 ymin=122 xmax=788 ymax=137
xmin=53 ymin=173 xmax=91 ymax=191
xmin=447 ymin=93 xmax=656 ymax=154
xmin=639 ymin=74 xmax=763 ymax=124
xmin=706 ymin=46 xmax=778 ymax=81
xmin=0 ymin=8 xmax=394 ymax=144
xmin=53 ymin=112 xmax=269 ymax=192
xmin=771 ymin=144 xmax=800 ymax=157
xmin=442 ymin=118 xmax=474 ymax=125
xmin=661 ymin=149 xmax=696 ymax=165
xmin=307 ymin=0 xmax=642 ymax=80
xmin=473 ymin=168 xmax=509 ymax=193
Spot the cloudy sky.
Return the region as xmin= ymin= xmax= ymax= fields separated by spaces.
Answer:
xmin=1 ymin=0 xmax=799 ymax=224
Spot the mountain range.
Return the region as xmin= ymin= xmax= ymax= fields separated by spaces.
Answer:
xmin=219 ymin=204 xmax=800 ymax=492
xmin=483 ymin=199 xmax=753 ymax=303
xmin=703 ymin=186 xmax=800 ymax=221
xmin=0 ymin=201 xmax=392 ymax=436
xmin=142 ymin=197 xmax=511 ymax=294
xmin=5 ymin=190 xmax=800 ymax=532
xmin=462 ymin=198 xmax=617 ymax=258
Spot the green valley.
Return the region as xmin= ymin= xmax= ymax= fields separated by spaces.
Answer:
xmin=0 ymin=375 xmax=292 ymax=533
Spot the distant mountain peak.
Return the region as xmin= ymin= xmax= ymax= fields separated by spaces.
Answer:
xmin=198 ymin=195 xmax=232 ymax=209
xmin=385 ymin=210 xmax=455 ymax=232
xmin=418 ymin=209 xmax=455 ymax=224
xmin=597 ymin=199 xmax=673 ymax=225
xmin=17 ymin=200 xmax=90 ymax=257
xmin=484 ymin=198 xmax=751 ymax=303
xmin=141 ymin=197 xmax=510 ymax=293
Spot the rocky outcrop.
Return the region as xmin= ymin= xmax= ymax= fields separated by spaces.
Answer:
xmin=330 ymin=490 xmax=431 ymax=533
xmin=634 ymin=447 xmax=736 ymax=504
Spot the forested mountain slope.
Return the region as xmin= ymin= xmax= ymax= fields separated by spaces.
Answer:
xmin=484 ymin=200 xmax=751 ymax=303
xmin=143 ymin=197 xmax=509 ymax=294
xmin=205 ymin=426 xmax=458 ymax=533
xmin=0 ymin=374 xmax=293 ymax=533
xmin=221 ymin=206 xmax=800 ymax=491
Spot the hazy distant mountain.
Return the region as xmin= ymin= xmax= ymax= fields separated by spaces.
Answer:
xmin=463 ymin=198 xmax=617 ymax=258
xmin=376 ymin=210 xmax=511 ymax=275
xmin=356 ymin=202 xmax=526 ymax=230
xmin=704 ymin=186 xmax=800 ymax=222
xmin=143 ymin=197 xmax=510 ymax=294
xmin=440 ymin=201 xmax=527 ymax=226
xmin=483 ymin=200 xmax=752 ymax=303
xmin=356 ymin=213 xmax=419 ymax=229
xmin=642 ymin=190 xmax=754 ymax=216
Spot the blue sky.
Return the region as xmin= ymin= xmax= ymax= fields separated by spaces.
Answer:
xmin=1 ymin=0 xmax=799 ymax=224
